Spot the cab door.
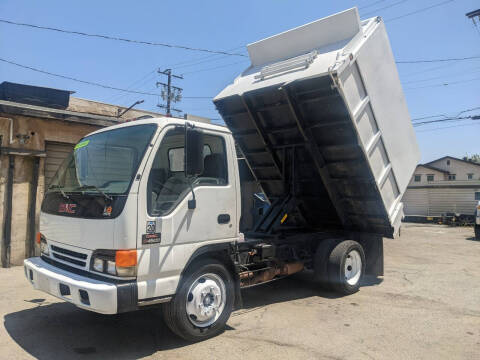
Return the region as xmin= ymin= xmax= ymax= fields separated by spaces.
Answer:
xmin=136 ymin=124 xmax=238 ymax=299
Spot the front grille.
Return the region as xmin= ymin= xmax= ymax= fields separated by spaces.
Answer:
xmin=50 ymin=245 xmax=87 ymax=268
xmin=51 ymin=245 xmax=87 ymax=259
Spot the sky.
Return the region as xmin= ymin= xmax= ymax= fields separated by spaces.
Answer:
xmin=0 ymin=0 xmax=479 ymax=163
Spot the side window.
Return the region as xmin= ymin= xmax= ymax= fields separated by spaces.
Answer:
xmin=147 ymin=128 xmax=228 ymax=216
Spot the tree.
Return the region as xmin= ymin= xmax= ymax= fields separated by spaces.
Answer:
xmin=463 ymin=154 xmax=480 ymax=163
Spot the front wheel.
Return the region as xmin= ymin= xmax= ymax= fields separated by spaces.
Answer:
xmin=327 ymin=240 xmax=365 ymax=295
xmin=475 ymin=225 xmax=480 ymax=240
xmin=162 ymin=258 xmax=234 ymax=341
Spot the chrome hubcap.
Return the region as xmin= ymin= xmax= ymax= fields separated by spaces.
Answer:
xmin=186 ymin=273 xmax=226 ymax=327
xmin=345 ymin=250 xmax=362 ymax=285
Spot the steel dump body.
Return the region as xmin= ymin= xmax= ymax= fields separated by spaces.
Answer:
xmin=214 ymin=8 xmax=419 ymax=238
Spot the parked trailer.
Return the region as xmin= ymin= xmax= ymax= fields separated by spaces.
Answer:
xmin=24 ymin=8 xmax=419 ymax=342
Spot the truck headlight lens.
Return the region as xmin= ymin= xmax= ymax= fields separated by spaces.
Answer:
xmin=91 ymin=250 xmax=137 ymax=277
xmin=106 ymin=260 xmax=116 ymax=275
xmin=93 ymin=258 xmax=104 ymax=272
xmin=40 ymin=239 xmax=49 ymax=256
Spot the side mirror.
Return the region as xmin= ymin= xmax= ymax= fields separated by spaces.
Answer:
xmin=185 ymin=126 xmax=204 ymax=177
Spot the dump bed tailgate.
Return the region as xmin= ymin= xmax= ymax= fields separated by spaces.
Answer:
xmin=214 ymin=8 xmax=419 ymax=238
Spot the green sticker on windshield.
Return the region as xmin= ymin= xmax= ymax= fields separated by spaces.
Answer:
xmin=74 ymin=140 xmax=89 ymax=150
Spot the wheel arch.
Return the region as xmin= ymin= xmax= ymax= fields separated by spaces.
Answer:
xmin=176 ymin=242 xmax=242 ymax=310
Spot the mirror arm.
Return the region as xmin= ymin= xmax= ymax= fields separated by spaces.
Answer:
xmin=185 ymin=122 xmax=197 ymax=210
xmin=188 ymin=180 xmax=196 ymax=209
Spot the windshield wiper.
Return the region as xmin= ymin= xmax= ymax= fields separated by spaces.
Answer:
xmin=48 ymin=185 xmax=71 ymax=200
xmin=75 ymin=185 xmax=113 ymax=201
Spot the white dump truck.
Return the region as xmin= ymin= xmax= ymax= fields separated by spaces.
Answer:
xmin=24 ymin=8 xmax=419 ymax=341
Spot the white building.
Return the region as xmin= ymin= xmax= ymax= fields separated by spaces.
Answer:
xmin=403 ymin=156 xmax=480 ymax=217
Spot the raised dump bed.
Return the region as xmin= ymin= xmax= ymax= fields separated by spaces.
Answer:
xmin=214 ymin=8 xmax=420 ymax=238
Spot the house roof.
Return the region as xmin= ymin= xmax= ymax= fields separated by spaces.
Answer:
xmin=425 ymin=155 xmax=480 ymax=168
xmin=416 ymin=164 xmax=449 ymax=174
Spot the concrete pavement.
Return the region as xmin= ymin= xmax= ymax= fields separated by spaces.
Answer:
xmin=1 ymin=223 xmax=479 ymax=359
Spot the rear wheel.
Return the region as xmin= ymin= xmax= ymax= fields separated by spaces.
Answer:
xmin=162 ymin=258 xmax=234 ymax=341
xmin=475 ymin=225 xmax=480 ymax=240
xmin=314 ymin=238 xmax=339 ymax=289
xmin=327 ymin=240 xmax=365 ymax=295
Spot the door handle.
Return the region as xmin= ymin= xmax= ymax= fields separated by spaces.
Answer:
xmin=217 ymin=214 xmax=230 ymax=224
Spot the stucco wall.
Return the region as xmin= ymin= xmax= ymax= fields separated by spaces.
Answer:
xmin=0 ymin=114 xmax=100 ymax=153
xmin=68 ymin=97 xmax=162 ymax=120
xmin=0 ymin=114 xmax=103 ymax=266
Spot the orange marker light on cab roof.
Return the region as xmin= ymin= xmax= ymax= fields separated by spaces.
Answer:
xmin=36 ymin=232 xmax=42 ymax=244
xmin=115 ymin=250 xmax=137 ymax=267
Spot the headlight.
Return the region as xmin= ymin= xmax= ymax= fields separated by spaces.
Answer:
xmin=93 ymin=257 xmax=104 ymax=272
xmin=90 ymin=250 xmax=137 ymax=277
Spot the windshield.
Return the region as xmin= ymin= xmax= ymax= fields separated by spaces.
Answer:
xmin=48 ymin=124 xmax=157 ymax=195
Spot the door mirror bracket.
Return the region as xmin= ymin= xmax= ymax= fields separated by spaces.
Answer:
xmin=185 ymin=123 xmax=204 ymax=210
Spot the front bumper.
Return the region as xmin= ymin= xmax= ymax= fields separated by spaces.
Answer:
xmin=24 ymin=257 xmax=137 ymax=314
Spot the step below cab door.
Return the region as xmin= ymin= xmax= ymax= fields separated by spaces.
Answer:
xmin=136 ymin=124 xmax=239 ymax=300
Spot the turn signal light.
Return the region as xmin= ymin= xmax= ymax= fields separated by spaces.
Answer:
xmin=115 ymin=250 xmax=137 ymax=267
xmin=36 ymin=232 xmax=42 ymax=244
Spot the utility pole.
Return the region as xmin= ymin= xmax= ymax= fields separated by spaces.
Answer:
xmin=466 ymin=9 xmax=480 ymax=35
xmin=156 ymin=69 xmax=183 ymax=116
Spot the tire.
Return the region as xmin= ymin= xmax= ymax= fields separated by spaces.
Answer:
xmin=162 ymin=258 xmax=235 ymax=342
xmin=475 ymin=225 xmax=480 ymax=240
xmin=327 ymin=240 xmax=365 ymax=295
xmin=313 ymin=238 xmax=340 ymax=289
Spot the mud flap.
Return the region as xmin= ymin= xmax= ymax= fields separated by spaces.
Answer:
xmin=362 ymin=236 xmax=384 ymax=277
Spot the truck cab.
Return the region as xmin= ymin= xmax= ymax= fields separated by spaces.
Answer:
xmin=25 ymin=117 xmax=241 ymax=311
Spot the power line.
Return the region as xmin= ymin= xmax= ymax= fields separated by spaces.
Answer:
xmin=363 ymin=0 xmax=410 ymax=17
xmin=402 ymin=66 xmax=480 ymax=84
xmin=413 ymin=115 xmax=480 ymax=126
xmin=457 ymin=106 xmax=480 ymax=115
xmin=165 ymin=46 xmax=247 ymax=70
xmin=105 ymin=69 xmax=157 ymax=103
xmin=0 ymin=18 xmax=247 ymax=57
xmin=404 ymin=75 xmax=480 ymax=90
xmin=0 ymin=57 xmax=213 ymax=99
xmin=182 ymin=60 xmax=249 ymax=76
xmin=386 ymin=0 xmax=455 ymax=22
xmin=359 ymin=0 xmax=388 ymax=10
xmin=396 ymin=55 xmax=480 ymax=64
xmin=416 ymin=122 xmax=480 ymax=133
xmin=412 ymin=107 xmax=480 ymax=122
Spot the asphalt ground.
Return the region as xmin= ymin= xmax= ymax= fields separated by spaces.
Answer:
xmin=1 ymin=223 xmax=479 ymax=359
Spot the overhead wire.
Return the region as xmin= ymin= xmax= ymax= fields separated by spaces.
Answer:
xmin=404 ymin=75 xmax=480 ymax=90
xmin=0 ymin=57 xmax=213 ymax=99
xmin=359 ymin=0 xmax=388 ymax=10
xmin=363 ymin=0 xmax=410 ymax=17
xmin=396 ymin=55 xmax=480 ymax=64
xmin=385 ymin=0 xmax=455 ymax=22
xmin=181 ymin=60 xmax=249 ymax=76
xmin=413 ymin=115 xmax=480 ymax=126
xmin=416 ymin=122 xmax=480 ymax=133
xmin=402 ymin=66 xmax=480 ymax=84
xmin=0 ymin=18 xmax=247 ymax=57
xmin=105 ymin=69 xmax=157 ymax=103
